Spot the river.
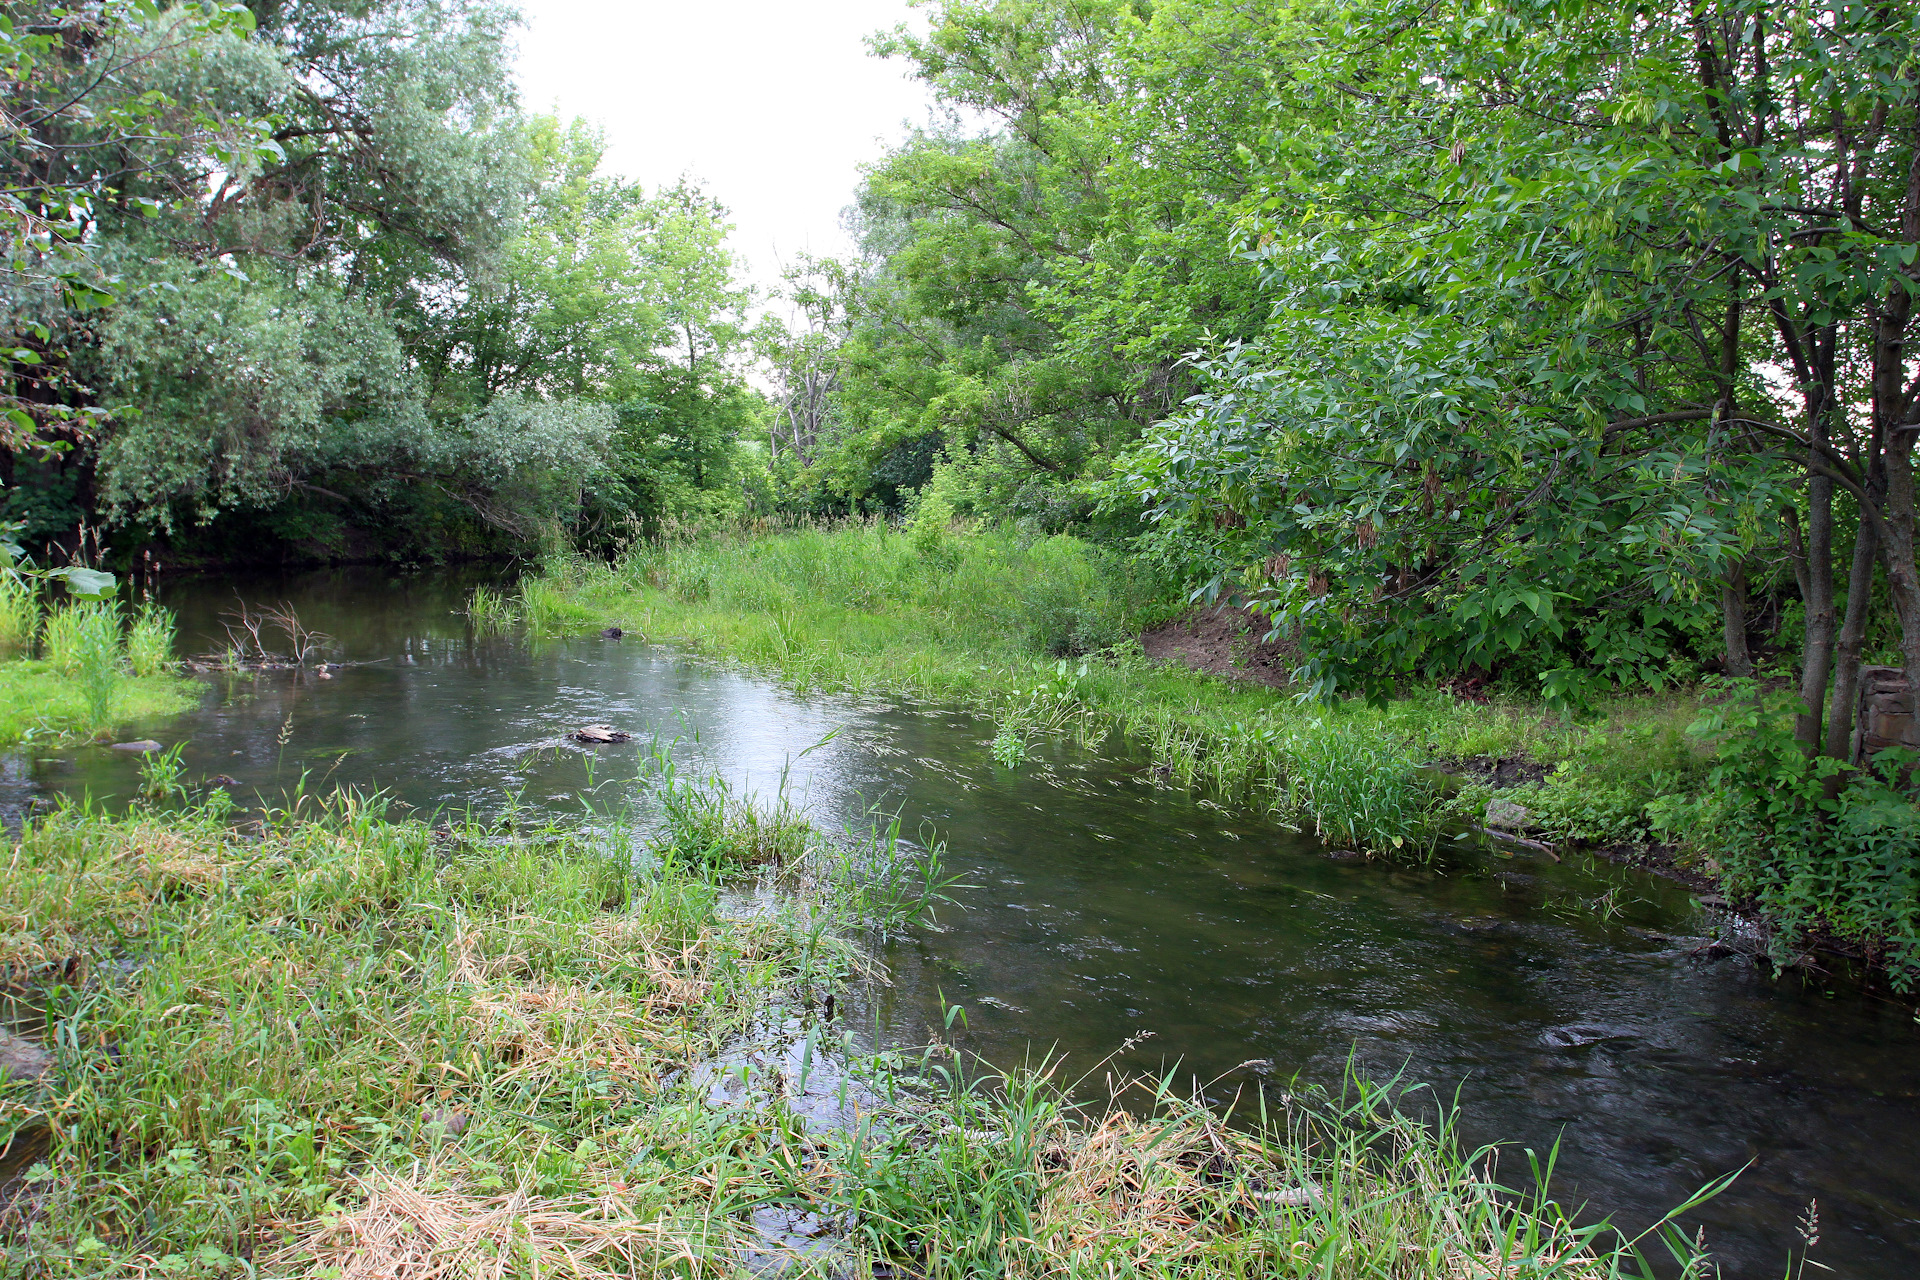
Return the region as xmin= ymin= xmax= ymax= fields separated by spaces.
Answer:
xmin=15 ymin=566 xmax=1920 ymax=1278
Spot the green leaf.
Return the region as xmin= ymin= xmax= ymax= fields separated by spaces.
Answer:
xmin=54 ymin=567 xmax=116 ymax=599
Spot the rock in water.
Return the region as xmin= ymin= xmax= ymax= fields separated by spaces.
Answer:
xmin=0 ymin=1029 xmax=53 ymax=1083
xmin=1483 ymin=798 xmax=1534 ymax=831
xmin=600 ymin=626 xmax=624 ymax=638
xmin=572 ymin=725 xmax=632 ymax=744
xmin=111 ymin=739 xmax=165 ymax=753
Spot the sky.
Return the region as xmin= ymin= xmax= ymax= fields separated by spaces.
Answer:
xmin=512 ymin=0 xmax=944 ymax=298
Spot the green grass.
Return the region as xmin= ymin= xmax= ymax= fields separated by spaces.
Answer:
xmin=127 ymin=604 xmax=178 ymax=678
xmin=0 ymin=600 xmax=196 ymax=743
xmin=0 ymin=661 xmax=199 ymax=745
xmin=0 ymin=762 xmax=1721 ymax=1277
xmin=501 ymin=524 xmax=1715 ymax=855
xmin=0 ymin=579 xmax=38 ymax=655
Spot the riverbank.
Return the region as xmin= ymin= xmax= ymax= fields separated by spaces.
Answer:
xmin=500 ymin=525 xmax=1920 ymax=995
xmin=0 ymin=661 xmax=200 ymax=747
xmin=495 ymin=525 xmax=1714 ymax=857
xmin=0 ymin=771 xmax=1714 ymax=1275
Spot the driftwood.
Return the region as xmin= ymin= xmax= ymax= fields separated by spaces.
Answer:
xmin=572 ymin=725 xmax=632 ymax=744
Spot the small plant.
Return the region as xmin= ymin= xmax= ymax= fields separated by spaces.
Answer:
xmin=991 ymin=718 xmax=1027 ymax=768
xmin=137 ymin=742 xmax=191 ymax=804
xmin=128 ymin=603 xmax=178 ymax=676
xmin=465 ymin=584 xmax=518 ymax=631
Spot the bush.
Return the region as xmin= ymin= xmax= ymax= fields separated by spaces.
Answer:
xmin=1664 ymin=688 xmax=1920 ymax=989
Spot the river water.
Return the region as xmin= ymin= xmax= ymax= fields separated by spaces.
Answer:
xmin=14 ymin=566 xmax=1920 ymax=1278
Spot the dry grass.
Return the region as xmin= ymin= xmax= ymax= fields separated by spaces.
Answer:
xmin=268 ymin=1165 xmax=713 ymax=1280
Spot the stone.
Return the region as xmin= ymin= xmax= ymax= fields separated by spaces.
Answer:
xmin=1855 ymin=666 xmax=1920 ymax=761
xmin=111 ymin=740 xmax=164 ymax=753
xmin=1483 ymin=798 xmax=1534 ymax=831
xmin=600 ymin=626 xmax=624 ymax=639
xmin=0 ymin=1029 xmax=53 ymax=1083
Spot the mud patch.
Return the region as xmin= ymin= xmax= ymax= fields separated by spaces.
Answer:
xmin=1139 ymin=607 xmax=1296 ymax=689
xmin=1440 ymin=756 xmax=1554 ymax=789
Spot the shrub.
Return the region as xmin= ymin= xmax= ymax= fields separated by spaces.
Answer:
xmin=1666 ymin=687 xmax=1920 ymax=989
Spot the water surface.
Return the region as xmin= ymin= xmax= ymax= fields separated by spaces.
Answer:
xmin=19 ymin=567 xmax=1920 ymax=1279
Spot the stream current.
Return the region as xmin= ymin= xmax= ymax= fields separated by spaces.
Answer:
xmin=11 ymin=566 xmax=1920 ymax=1278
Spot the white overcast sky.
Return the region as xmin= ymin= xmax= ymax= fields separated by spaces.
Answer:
xmin=512 ymin=0 xmax=943 ymax=297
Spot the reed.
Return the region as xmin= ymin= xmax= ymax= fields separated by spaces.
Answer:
xmin=464 ymin=583 xmax=519 ymax=632
xmin=36 ymin=599 xmax=126 ymax=731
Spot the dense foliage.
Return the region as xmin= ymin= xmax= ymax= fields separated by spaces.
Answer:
xmin=740 ymin=0 xmax=1920 ymax=974
xmin=2 ymin=0 xmax=766 ymax=562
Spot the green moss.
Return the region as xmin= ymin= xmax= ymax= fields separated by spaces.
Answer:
xmin=0 ymin=659 xmax=201 ymax=745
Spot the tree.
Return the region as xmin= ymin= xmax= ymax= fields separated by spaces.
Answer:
xmin=3 ymin=1 xmax=274 ymax=453
xmin=1125 ymin=0 xmax=1920 ymax=755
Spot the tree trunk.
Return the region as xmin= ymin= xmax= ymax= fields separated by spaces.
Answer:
xmin=1882 ymin=441 xmax=1920 ymax=703
xmin=1797 ymin=468 xmax=1836 ymax=754
xmin=1825 ymin=521 xmax=1879 ymax=775
xmin=1720 ymin=557 xmax=1753 ymax=678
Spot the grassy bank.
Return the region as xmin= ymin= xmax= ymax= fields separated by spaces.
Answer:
xmin=0 ymin=662 xmax=200 ymax=746
xmin=0 ymin=761 xmax=1717 ymax=1276
xmin=0 ymin=599 xmax=199 ymax=745
xmin=490 ymin=525 xmax=1711 ymax=857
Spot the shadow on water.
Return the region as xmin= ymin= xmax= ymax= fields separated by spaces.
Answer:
xmin=11 ymin=565 xmax=1920 ymax=1278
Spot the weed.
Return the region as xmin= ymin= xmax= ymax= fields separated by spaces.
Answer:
xmin=136 ymin=742 xmax=191 ymax=804
xmin=43 ymin=600 xmax=126 ymax=732
xmin=1280 ymin=719 xmax=1437 ymax=853
xmin=126 ymin=602 xmax=177 ymax=677
xmin=465 ymin=583 xmax=519 ymax=632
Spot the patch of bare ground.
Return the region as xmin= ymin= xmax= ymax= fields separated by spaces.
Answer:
xmin=1140 ymin=606 xmax=1297 ymax=688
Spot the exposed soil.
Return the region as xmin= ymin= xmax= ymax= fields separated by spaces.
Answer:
xmin=1140 ymin=606 xmax=1298 ymax=689
xmin=1438 ymin=755 xmax=1555 ymax=789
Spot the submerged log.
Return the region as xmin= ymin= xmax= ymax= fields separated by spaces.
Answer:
xmin=572 ymin=725 xmax=632 ymax=744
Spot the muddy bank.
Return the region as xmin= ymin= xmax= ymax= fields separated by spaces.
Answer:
xmin=1140 ymin=606 xmax=1297 ymax=688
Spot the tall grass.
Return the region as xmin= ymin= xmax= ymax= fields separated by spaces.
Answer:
xmin=1281 ymin=720 xmax=1436 ymax=852
xmin=40 ymin=599 xmax=125 ymax=731
xmin=0 ymin=762 xmax=1724 ymax=1276
xmin=464 ymin=583 xmax=519 ymax=632
xmin=126 ymin=602 xmax=177 ymax=677
xmin=0 ymin=576 xmax=38 ymax=654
